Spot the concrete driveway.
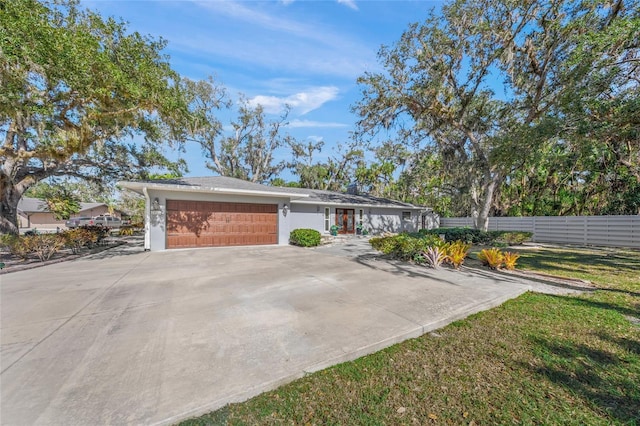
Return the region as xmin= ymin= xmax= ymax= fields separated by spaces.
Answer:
xmin=2 ymin=241 xmax=532 ymax=425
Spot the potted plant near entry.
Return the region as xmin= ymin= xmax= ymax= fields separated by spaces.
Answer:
xmin=356 ymin=222 xmax=363 ymax=235
xmin=330 ymin=225 xmax=339 ymax=236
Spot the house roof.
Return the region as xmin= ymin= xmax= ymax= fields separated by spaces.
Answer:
xmin=120 ymin=176 xmax=309 ymax=199
xmin=18 ymin=197 xmax=107 ymax=214
xmin=277 ymin=186 xmax=422 ymax=209
xmin=119 ymin=176 xmax=427 ymax=210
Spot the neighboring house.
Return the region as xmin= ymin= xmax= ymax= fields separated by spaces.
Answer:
xmin=119 ymin=176 xmax=435 ymax=251
xmin=17 ymin=197 xmax=113 ymax=230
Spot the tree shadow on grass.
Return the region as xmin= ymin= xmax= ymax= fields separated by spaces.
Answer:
xmin=598 ymin=286 xmax=640 ymax=298
xmin=543 ymin=293 xmax=640 ymax=321
xmin=519 ymin=248 xmax=640 ymax=270
xmin=516 ymin=248 xmax=640 ymax=290
xmin=526 ymin=334 xmax=640 ymax=424
xmin=596 ymin=331 xmax=640 ymax=355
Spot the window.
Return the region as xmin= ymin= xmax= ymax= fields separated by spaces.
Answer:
xmin=402 ymin=211 xmax=412 ymax=221
xmin=358 ymin=209 xmax=364 ymax=226
xmin=324 ymin=207 xmax=330 ymax=232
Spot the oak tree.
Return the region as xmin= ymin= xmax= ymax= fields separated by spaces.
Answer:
xmin=1 ymin=0 xmax=186 ymax=234
xmin=355 ymin=0 xmax=638 ymax=228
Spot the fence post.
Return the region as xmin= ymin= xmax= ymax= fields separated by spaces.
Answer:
xmin=584 ymin=216 xmax=588 ymax=246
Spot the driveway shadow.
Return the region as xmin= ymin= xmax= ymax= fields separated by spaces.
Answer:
xmin=83 ymin=239 xmax=145 ymax=260
xmin=322 ymin=239 xmax=597 ymax=295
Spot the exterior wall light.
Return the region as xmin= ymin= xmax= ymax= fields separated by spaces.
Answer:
xmin=151 ymin=198 xmax=161 ymax=211
xmin=282 ymin=203 xmax=289 ymax=217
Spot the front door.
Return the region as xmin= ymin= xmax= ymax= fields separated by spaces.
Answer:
xmin=335 ymin=208 xmax=355 ymax=234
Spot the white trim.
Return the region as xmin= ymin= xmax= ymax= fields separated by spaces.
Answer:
xmin=142 ymin=187 xmax=151 ymax=251
xmin=119 ymin=181 xmax=308 ymax=199
xmin=324 ymin=207 xmax=330 ymax=232
xmin=291 ymin=199 xmax=422 ymax=210
xmin=214 ymin=187 xmax=308 ymax=198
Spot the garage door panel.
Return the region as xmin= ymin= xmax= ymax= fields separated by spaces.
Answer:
xmin=166 ymin=200 xmax=278 ymax=249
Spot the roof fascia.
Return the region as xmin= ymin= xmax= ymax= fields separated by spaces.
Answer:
xmin=291 ymin=199 xmax=423 ymax=210
xmin=118 ymin=182 xmax=309 ymax=199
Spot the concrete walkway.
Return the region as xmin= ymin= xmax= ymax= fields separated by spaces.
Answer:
xmin=2 ymin=241 xmax=542 ymax=425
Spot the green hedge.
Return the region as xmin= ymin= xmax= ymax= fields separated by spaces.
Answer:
xmin=369 ymin=233 xmax=443 ymax=262
xmin=420 ymin=227 xmax=532 ymax=245
xmin=289 ymin=229 xmax=322 ymax=247
xmin=489 ymin=230 xmax=533 ymax=245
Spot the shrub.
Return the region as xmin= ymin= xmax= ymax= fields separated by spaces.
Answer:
xmin=478 ymin=248 xmax=504 ymax=269
xmin=370 ymin=236 xmax=395 ymax=254
xmin=423 ymin=246 xmax=447 ymax=269
xmin=445 ymin=240 xmax=471 ymax=269
xmin=423 ymin=228 xmax=533 ymax=246
xmin=490 ymin=231 xmax=533 ymax=245
xmin=119 ymin=226 xmax=135 ymax=236
xmin=290 ymin=229 xmax=322 ymax=247
xmin=502 ymin=251 xmax=521 ymax=270
xmin=80 ymin=225 xmax=110 ymax=245
xmin=421 ymin=227 xmax=486 ymax=244
xmin=1 ymin=234 xmax=31 ymax=259
xmin=23 ymin=234 xmax=66 ymax=262
xmin=369 ymin=233 xmax=443 ymax=262
xmin=61 ymin=228 xmax=98 ymax=254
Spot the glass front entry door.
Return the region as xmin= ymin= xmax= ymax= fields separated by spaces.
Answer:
xmin=336 ymin=208 xmax=355 ymax=234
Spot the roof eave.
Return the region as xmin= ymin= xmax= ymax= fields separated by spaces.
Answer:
xmin=118 ymin=181 xmax=309 ymax=199
xmin=291 ymin=199 xmax=423 ymax=210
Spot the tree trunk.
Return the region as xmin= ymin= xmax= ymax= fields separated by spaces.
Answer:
xmin=0 ymin=178 xmax=23 ymax=235
xmin=471 ymin=172 xmax=501 ymax=232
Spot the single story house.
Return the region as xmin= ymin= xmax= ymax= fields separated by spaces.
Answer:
xmin=17 ymin=197 xmax=113 ymax=230
xmin=119 ymin=176 xmax=435 ymax=251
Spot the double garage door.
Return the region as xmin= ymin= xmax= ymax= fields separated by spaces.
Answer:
xmin=166 ymin=200 xmax=278 ymax=249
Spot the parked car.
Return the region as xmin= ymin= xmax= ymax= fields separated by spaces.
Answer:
xmin=65 ymin=215 xmax=123 ymax=229
xmin=65 ymin=217 xmax=93 ymax=228
xmin=91 ymin=215 xmax=123 ymax=228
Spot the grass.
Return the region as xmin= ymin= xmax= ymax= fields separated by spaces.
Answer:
xmin=179 ymin=245 xmax=640 ymax=425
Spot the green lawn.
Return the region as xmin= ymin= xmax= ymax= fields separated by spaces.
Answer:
xmin=180 ymin=246 xmax=640 ymax=425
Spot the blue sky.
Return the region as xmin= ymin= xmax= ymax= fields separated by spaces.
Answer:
xmin=84 ymin=0 xmax=443 ymax=179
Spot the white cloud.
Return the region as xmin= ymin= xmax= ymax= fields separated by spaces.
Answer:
xmin=287 ymin=120 xmax=349 ymax=129
xmin=337 ymin=0 xmax=359 ymax=11
xmin=183 ymin=2 xmax=376 ymax=79
xmin=249 ymin=86 xmax=340 ymax=115
xmin=197 ymin=1 xmax=321 ymax=41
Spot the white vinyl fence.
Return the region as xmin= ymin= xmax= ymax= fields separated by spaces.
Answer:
xmin=439 ymin=216 xmax=640 ymax=248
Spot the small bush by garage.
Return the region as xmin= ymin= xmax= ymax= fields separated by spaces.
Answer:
xmin=289 ymin=229 xmax=321 ymax=247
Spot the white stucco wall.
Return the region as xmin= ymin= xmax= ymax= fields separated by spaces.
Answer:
xmin=289 ymin=203 xmax=422 ymax=235
xmin=366 ymin=207 xmax=420 ymax=234
xmin=145 ymin=189 xmax=291 ymax=251
xmin=289 ymin=204 xmax=325 ymax=233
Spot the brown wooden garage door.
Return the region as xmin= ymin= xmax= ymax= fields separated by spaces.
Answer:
xmin=166 ymin=200 xmax=278 ymax=249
